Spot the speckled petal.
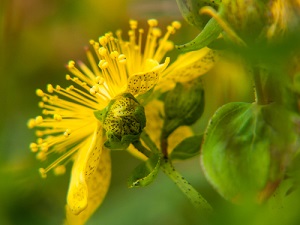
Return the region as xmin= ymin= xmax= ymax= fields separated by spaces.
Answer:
xmin=126 ymin=57 xmax=170 ymax=96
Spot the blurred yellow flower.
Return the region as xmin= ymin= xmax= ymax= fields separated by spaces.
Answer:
xmin=27 ymin=19 xmax=181 ymax=225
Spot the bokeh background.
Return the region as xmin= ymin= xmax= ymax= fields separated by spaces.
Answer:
xmin=1 ymin=0 xmax=300 ymax=224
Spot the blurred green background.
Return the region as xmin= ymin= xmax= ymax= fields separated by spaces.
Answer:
xmin=1 ymin=0 xmax=300 ymax=224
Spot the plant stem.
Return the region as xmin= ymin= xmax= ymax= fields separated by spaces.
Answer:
xmin=161 ymin=158 xmax=213 ymax=212
xmin=141 ymin=131 xmax=213 ymax=213
xmin=253 ymin=66 xmax=266 ymax=105
xmin=132 ymin=141 xmax=152 ymax=158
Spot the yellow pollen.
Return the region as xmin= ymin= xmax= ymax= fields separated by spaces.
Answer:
xmin=54 ymin=114 xmax=62 ymax=121
xmin=172 ymin=21 xmax=181 ymax=29
xmin=41 ymin=142 xmax=48 ymax=152
xmin=47 ymin=84 xmax=54 ymax=93
xmin=99 ymin=36 xmax=108 ymax=46
xmin=68 ymin=60 xmax=75 ymax=69
xmin=148 ymin=19 xmax=158 ymax=27
xmin=90 ymin=88 xmax=96 ymax=95
xmin=118 ymin=54 xmax=126 ymax=64
xmin=37 ymin=138 xmax=43 ymax=144
xmin=36 ymin=130 xmax=43 ymax=137
xmin=66 ymin=74 xmax=71 ymax=80
xmin=38 ymin=102 xmax=44 ymax=108
xmin=99 ymin=60 xmax=109 ymax=69
xmin=99 ymin=47 xmax=107 ymax=56
xmin=55 ymin=85 xmax=61 ymax=91
xmin=39 ymin=168 xmax=47 ymax=178
xmin=42 ymin=96 xmax=48 ymax=102
xmin=54 ymin=165 xmax=66 ymax=175
xmin=35 ymin=116 xmax=43 ymax=124
xmin=152 ymin=28 xmax=162 ymax=37
xmin=64 ymin=129 xmax=71 ymax=137
xmin=27 ymin=119 xmax=36 ymax=128
xmin=96 ymin=76 xmax=104 ymax=84
xmin=30 ymin=143 xmax=38 ymax=152
xmin=37 ymin=152 xmax=47 ymax=161
xmin=42 ymin=109 xmax=48 ymax=115
xmin=110 ymin=51 xmax=119 ymax=59
xmin=129 ymin=20 xmax=138 ymax=29
xmin=36 ymin=89 xmax=44 ymax=97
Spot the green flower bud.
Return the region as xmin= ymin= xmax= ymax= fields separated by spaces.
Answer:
xmin=94 ymin=93 xmax=146 ymax=150
xmin=163 ymin=78 xmax=205 ymax=138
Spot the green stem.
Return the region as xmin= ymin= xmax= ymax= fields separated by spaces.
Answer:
xmin=132 ymin=141 xmax=152 ymax=158
xmin=141 ymin=131 xmax=213 ymax=212
xmin=253 ymin=66 xmax=266 ymax=105
xmin=161 ymin=158 xmax=213 ymax=212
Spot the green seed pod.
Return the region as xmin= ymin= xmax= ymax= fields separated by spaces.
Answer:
xmin=94 ymin=93 xmax=146 ymax=150
xmin=163 ymin=78 xmax=205 ymax=138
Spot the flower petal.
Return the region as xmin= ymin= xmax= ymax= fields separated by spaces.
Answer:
xmin=158 ymin=48 xmax=218 ymax=91
xmin=65 ymin=147 xmax=111 ymax=225
xmin=66 ymin=122 xmax=107 ymax=215
xmin=126 ymin=57 xmax=170 ymax=96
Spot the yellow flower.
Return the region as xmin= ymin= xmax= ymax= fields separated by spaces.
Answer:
xmin=27 ymin=19 xmax=181 ymax=225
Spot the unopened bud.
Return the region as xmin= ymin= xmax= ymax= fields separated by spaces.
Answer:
xmin=94 ymin=93 xmax=146 ymax=150
xmin=163 ymin=78 xmax=204 ymax=138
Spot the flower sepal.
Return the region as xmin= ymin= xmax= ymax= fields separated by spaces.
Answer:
xmin=97 ymin=93 xmax=146 ymax=150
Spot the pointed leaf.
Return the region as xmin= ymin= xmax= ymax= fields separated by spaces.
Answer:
xmin=170 ymin=135 xmax=203 ymax=160
xmin=128 ymin=154 xmax=160 ymax=188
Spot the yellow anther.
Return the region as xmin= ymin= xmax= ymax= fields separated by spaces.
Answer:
xmin=164 ymin=41 xmax=174 ymax=51
xmin=99 ymin=60 xmax=109 ymax=69
xmin=128 ymin=30 xmax=134 ymax=37
xmin=47 ymin=84 xmax=54 ymax=93
xmin=42 ymin=96 xmax=48 ymax=102
xmin=30 ymin=143 xmax=38 ymax=152
xmin=89 ymin=39 xmax=95 ymax=45
xmin=42 ymin=109 xmax=48 ymax=115
xmin=99 ymin=47 xmax=107 ymax=56
xmin=39 ymin=168 xmax=47 ymax=178
xmin=167 ymin=25 xmax=175 ymax=34
xmin=99 ymin=36 xmax=108 ymax=46
xmin=37 ymin=152 xmax=47 ymax=161
xmin=41 ymin=142 xmax=48 ymax=152
xmin=148 ymin=19 xmax=158 ymax=27
xmin=129 ymin=20 xmax=138 ymax=29
xmin=139 ymin=28 xmax=144 ymax=34
xmin=35 ymin=130 xmax=43 ymax=137
xmin=35 ymin=116 xmax=43 ymax=124
xmin=172 ymin=21 xmax=181 ymax=29
xmin=110 ymin=51 xmax=119 ymax=59
xmin=68 ymin=60 xmax=75 ymax=68
xmin=55 ymin=85 xmax=61 ymax=91
xmin=66 ymin=74 xmax=71 ymax=80
xmin=118 ymin=54 xmax=127 ymax=64
xmin=95 ymin=76 xmax=104 ymax=84
xmin=54 ymin=114 xmax=62 ymax=121
xmin=92 ymin=84 xmax=99 ymax=92
xmin=36 ymin=89 xmax=44 ymax=97
xmin=90 ymin=88 xmax=96 ymax=95
xmin=37 ymin=138 xmax=43 ymax=144
xmin=64 ymin=129 xmax=71 ymax=137
xmin=54 ymin=165 xmax=66 ymax=175
xmin=38 ymin=102 xmax=44 ymax=108
xmin=152 ymin=28 xmax=162 ymax=37
xmin=27 ymin=119 xmax=36 ymax=128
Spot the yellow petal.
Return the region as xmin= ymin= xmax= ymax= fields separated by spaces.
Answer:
xmin=126 ymin=57 xmax=170 ymax=96
xmin=65 ymin=147 xmax=111 ymax=225
xmin=66 ymin=122 xmax=106 ymax=216
xmin=158 ymin=48 xmax=218 ymax=91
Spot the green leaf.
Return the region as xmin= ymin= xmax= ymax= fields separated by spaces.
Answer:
xmin=176 ymin=18 xmax=222 ymax=52
xmin=201 ymin=102 xmax=298 ymax=203
xmin=128 ymin=154 xmax=161 ymax=188
xmin=170 ymin=135 xmax=203 ymax=160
